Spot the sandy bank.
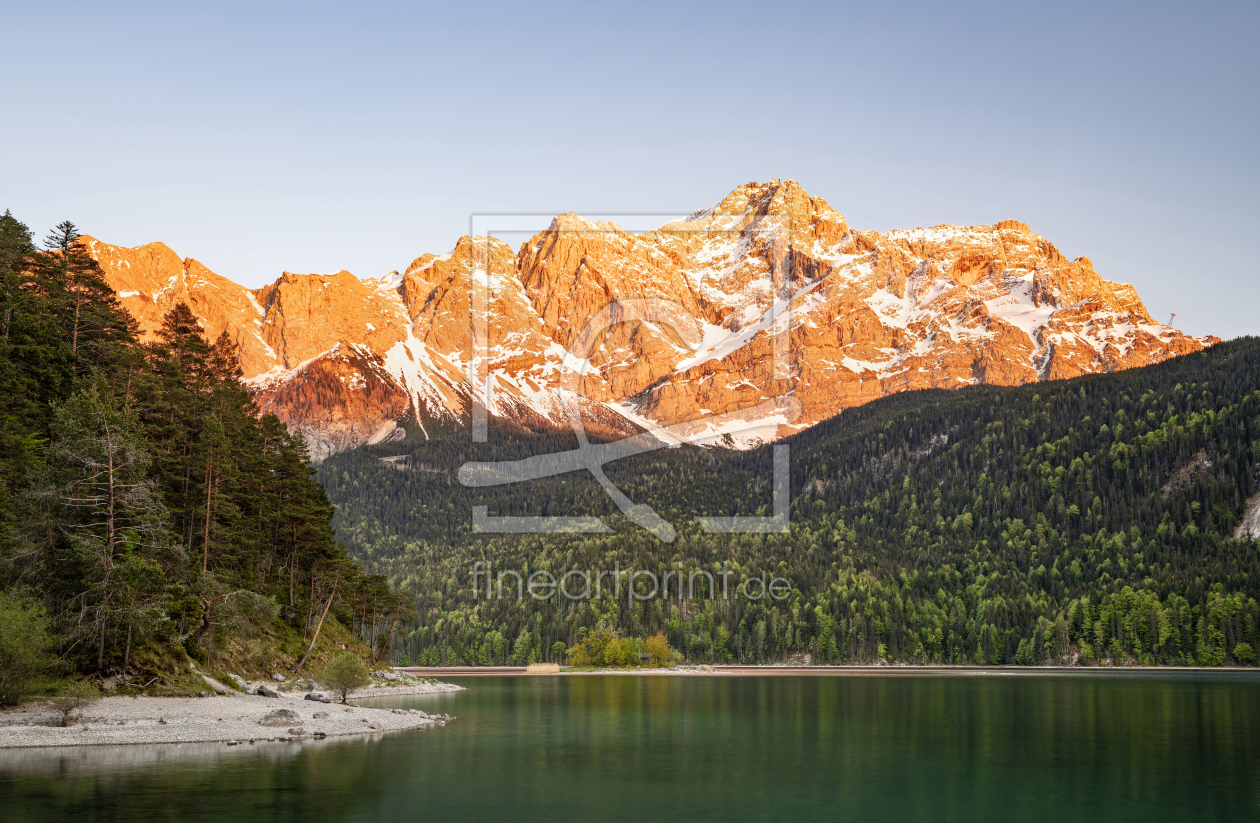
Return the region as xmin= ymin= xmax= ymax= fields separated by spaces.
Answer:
xmin=0 ymin=680 xmax=464 ymax=749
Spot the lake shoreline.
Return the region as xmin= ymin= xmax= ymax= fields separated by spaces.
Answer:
xmin=399 ymin=664 xmax=1260 ymax=677
xmin=0 ymin=680 xmax=464 ymax=750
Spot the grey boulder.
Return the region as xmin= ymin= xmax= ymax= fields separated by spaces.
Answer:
xmin=257 ymin=685 xmax=281 ymax=698
xmin=259 ymin=709 xmax=302 ymax=727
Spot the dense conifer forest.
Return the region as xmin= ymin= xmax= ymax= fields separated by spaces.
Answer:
xmin=323 ymin=338 xmax=1260 ymax=668
xmin=0 ymin=212 xmax=396 ymax=704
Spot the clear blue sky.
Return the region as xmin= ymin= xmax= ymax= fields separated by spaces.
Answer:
xmin=4 ymin=1 xmax=1256 ymax=338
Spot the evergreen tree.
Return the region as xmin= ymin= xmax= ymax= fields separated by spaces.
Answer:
xmin=28 ymin=377 xmax=173 ymax=669
xmin=43 ymin=221 xmax=79 ymax=253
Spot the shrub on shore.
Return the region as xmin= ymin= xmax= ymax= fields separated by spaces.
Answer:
xmin=51 ymin=680 xmax=101 ymax=726
xmin=0 ymin=591 xmax=60 ymax=707
xmin=322 ymin=652 xmax=371 ymax=703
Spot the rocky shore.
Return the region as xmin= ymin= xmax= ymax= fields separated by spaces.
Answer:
xmin=0 ymin=674 xmax=464 ymax=749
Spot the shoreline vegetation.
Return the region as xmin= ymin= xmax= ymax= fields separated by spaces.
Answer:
xmin=407 ymin=664 xmax=1260 ymax=676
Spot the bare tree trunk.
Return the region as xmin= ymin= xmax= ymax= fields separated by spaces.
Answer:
xmin=373 ymin=601 xmax=403 ymax=664
xmin=71 ymin=295 xmax=81 ymax=354
xmin=197 ymin=599 xmax=212 ymax=646
xmin=257 ymin=481 xmax=267 ymax=576
xmin=104 ymin=420 xmax=116 ymax=556
xmin=182 ymin=443 xmax=193 ymax=549
xmin=191 ymin=591 xmax=236 ymax=648
xmin=295 ymin=578 xmax=337 ymax=674
xmin=306 ymin=567 xmax=317 ymax=637
xmin=357 ymin=594 xmax=365 ymax=643
xmin=202 ymin=460 xmax=213 ymax=572
xmin=288 ymin=522 xmax=298 ymax=610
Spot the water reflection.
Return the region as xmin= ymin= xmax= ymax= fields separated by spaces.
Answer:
xmin=1 ymin=673 xmax=1257 ymax=822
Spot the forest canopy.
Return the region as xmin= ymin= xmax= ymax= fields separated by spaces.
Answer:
xmin=322 ymin=336 xmax=1260 ymax=669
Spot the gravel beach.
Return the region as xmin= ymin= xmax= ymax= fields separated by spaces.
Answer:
xmin=0 ymin=677 xmax=464 ymax=749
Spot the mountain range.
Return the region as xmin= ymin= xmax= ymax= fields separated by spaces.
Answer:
xmin=82 ymin=179 xmax=1216 ymax=460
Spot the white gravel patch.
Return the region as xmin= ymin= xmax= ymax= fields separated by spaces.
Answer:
xmin=0 ymin=681 xmax=464 ymax=749
xmin=353 ymin=681 xmax=465 ymax=700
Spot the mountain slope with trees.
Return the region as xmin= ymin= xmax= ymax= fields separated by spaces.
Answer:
xmin=321 ymin=338 xmax=1260 ymax=668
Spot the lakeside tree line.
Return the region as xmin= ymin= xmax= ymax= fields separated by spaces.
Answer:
xmin=0 ymin=211 xmax=399 ymax=702
xmin=323 ymin=338 xmax=1260 ymax=668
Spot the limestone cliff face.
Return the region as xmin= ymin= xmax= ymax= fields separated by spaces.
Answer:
xmin=81 ymin=237 xmax=280 ymax=377
xmin=619 ymin=182 xmax=1216 ymax=442
xmin=253 ymin=270 xmax=409 ymax=371
xmin=253 ymin=343 xmax=411 ymax=462
xmin=84 ymin=180 xmax=1217 ymax=458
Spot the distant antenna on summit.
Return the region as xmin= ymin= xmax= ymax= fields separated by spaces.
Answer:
xmin=1168 ymin=312 xmax=1177 ymax=326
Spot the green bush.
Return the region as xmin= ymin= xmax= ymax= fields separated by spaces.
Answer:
xmin=0 ymin=591 xmax=60 ymax=707
xmin=51 ymin=680 xmax=102 ymax=726
xmin=321 ymin=652 xmax=371 ymax=704
xmin=1233 ymin=643 xmax=1255 ymax=664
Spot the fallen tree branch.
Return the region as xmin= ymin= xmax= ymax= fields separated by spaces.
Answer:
xmin=294 ymin=577 xmax=337 ymax=674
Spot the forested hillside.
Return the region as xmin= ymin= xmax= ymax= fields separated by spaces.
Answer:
xmin=0 ymin=212 xmax=398 ymax=704
xmin=323 ymin=338 xmax=1260 ymax=668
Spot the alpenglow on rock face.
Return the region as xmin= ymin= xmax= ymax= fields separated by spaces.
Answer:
xmin=83 ymin=180 xmax=1216 ymax=459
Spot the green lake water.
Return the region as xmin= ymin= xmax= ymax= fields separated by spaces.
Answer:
xmin=2 ymin=671 xmax=1258 ymax=821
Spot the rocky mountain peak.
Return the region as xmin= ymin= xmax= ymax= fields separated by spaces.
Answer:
xmin=82 ymin=181 xmax=1218 ymax=459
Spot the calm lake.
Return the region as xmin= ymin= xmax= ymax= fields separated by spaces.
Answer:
xmin=2 ymin=671 xmax=1258 ymax=821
